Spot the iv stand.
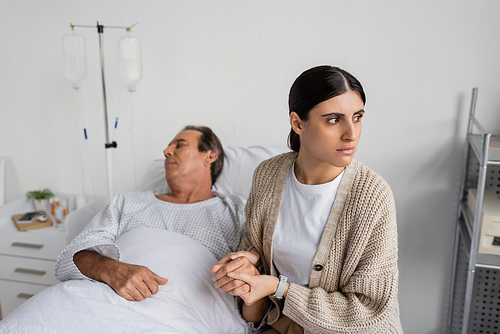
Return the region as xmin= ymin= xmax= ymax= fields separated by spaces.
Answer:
xmin=97 ymin=22 xmax=116 ymax=204
xmin=70 ymin=21 xmax=137 ymax=203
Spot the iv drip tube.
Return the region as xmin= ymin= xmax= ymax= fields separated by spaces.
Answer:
xmin=118 ymin=27 xmax=142 ymax=188
xmin=75 ymin=89 xmax=86 ymax=196
xmin=62 ymin=26 xmax=95 ymax=202
xmin=111 ymin=88 xmax=123 ymax=142
xmin=129 ymin=91 xmax=138 ymax=188
xmin=74 ymin=88 xmax=96 ymax=198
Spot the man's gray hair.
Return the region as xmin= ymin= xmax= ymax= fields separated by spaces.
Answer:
xmin=183 ymin=125 xmax=224 ymax=186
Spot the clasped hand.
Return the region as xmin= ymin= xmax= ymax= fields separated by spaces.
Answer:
xmin=211 ymin=250 xmax=280 ymax=305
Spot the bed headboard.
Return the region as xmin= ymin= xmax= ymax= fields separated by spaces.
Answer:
xmin=136 ymin=145 xmax=291 ymax=200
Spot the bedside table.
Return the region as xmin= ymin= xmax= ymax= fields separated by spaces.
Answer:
xmin=0 ymin=194 xmax=106 ymax=318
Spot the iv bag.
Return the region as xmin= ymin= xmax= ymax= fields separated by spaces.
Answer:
xmin=62 ymin=33 xmax=88 ymax=89
xmin=118 ymin=31 xmax=142 ymax=92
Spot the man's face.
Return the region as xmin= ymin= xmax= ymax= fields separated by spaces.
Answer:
xmin=163 ymin=130 xmax=211 ymax=182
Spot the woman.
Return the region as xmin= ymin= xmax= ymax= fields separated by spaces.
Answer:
xmin=212 ymin=65 xmax=403 ymax=333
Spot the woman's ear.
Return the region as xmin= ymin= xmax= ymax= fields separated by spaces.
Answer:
xmin=205 ymin=151 xmax=218 ymax=166
xmin=290 ymin=112 xmax=304 ymax=135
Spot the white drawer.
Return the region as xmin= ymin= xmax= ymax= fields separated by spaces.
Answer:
xmin=0 ymin=227 xmax=67 ymax=260
xmin=0 ymin=279 xmax=50 ymax=318
xmin=0 ymin=255 xmax=59 ymax=285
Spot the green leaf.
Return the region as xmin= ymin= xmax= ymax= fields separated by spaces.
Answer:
xmin=26 ymin=188 xmax=55 ymax=200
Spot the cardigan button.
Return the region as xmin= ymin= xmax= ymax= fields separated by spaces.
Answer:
xmin=314 ymin=264 xmax=323 ymax=271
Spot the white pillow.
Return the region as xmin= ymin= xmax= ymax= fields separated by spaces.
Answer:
xmin=136 ymin=145 xmax=290 ymax=200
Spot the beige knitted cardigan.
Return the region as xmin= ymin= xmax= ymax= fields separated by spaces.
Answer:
xmin=241 ymin=152 xmax=403 ymax=333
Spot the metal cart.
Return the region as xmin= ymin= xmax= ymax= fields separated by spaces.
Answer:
xmin=448 ymin=88 xmax=500 ymax=334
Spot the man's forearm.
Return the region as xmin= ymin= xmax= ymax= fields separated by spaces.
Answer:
xmin=73 ymin=250 xmax=168 ymax=301
xmin=241 ymin=297 xmax=271 ymax=325
xmin=73 ymin=250 xmax=115 ymax=282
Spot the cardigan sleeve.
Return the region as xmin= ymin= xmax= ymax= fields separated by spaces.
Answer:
xmin=240 ymin=160 xmax=268 ymax=254
xmin=282 ymin=193 xmax=400 ymax=333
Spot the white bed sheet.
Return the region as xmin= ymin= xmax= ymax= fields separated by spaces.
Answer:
xmin=0 ymin=228 xmax=248 ymax=334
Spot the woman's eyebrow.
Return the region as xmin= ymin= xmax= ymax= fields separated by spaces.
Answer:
xmin=321 ymin=109 xmax=365 ymax=118
xmin=321 ymin=112 xmax=344 ymax=118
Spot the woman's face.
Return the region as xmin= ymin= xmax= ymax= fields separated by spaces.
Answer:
xmin=293 ymin=90 xmax=365 ymax=169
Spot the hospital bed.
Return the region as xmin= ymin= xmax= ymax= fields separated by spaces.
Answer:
xmin=0 ymin=145 xmax=289 ymax=334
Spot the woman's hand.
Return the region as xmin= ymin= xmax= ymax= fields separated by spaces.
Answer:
xmin=227 ymin=271 xmax=282 ymax=305
xmin=211 ymin=249 xmax=260 ymax=294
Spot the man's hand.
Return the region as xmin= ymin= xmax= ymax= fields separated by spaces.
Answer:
xmin=101 ymin=261 xmax=168 ymax=301
xmin=212 ymin=249 xmax=260 ymax=272
xmin=211 ymin=250 xmax=260 ymax=294
xmin=74 ymin=250 xmax=168 ymax=301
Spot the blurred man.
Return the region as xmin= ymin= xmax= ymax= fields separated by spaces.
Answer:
xmin=56 ymin=126 xmax=245 ymax=301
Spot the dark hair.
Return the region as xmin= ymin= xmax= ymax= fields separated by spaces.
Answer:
xmin=288 ymin=65 xmax=366 ymax=152
xmin=182 ymin=125 xmax=224 ymax=185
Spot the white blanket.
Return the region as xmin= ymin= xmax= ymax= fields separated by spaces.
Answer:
xmin=0 ymin=228 xmax=248 ymax=334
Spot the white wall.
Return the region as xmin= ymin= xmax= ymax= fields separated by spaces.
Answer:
xmin=2 ymin=1 xmax=500 ymax=332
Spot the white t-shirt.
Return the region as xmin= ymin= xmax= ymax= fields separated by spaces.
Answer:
xmin=272 ymin=162 xmax=344 ymax=286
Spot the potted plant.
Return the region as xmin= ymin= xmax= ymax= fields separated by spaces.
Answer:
xmin=26 ymin=188 xmax=55 ymax=211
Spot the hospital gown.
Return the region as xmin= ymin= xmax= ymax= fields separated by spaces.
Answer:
xmin=56 ymin=190 xmax=246 ymax=281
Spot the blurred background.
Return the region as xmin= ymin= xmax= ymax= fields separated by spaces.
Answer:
xmin=2 ymin=1 xmax=500 ymax=332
